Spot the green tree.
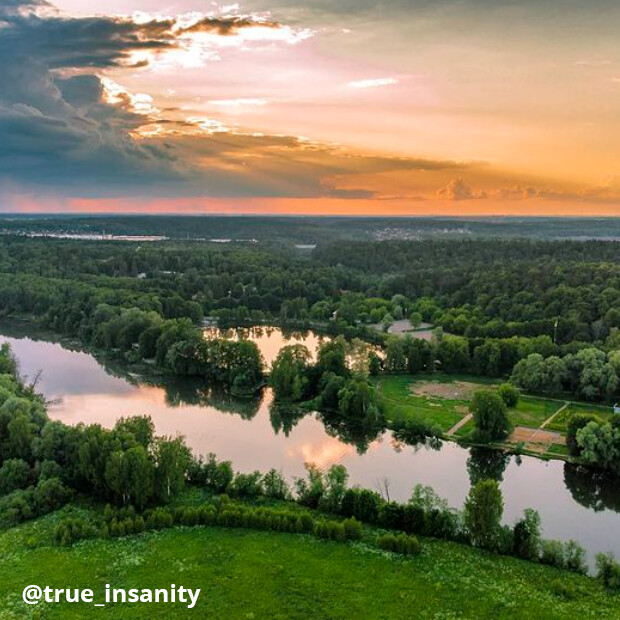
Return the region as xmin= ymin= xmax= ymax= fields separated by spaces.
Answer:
xmin=153 ymin=437 xmax=192 ymax=502
xmin=469 ymin=390 xmax=511 ymax=441
xmin=270 ymin=345 xmax=310 ymax=401
xmin=464 ymin=479 xmax=504 ymax=549
xmin=497 ymin=383 xmax=519 ymax=408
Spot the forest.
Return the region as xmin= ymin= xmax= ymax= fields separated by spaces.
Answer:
xmin=1 ymin=233 xmax=620 ymax=474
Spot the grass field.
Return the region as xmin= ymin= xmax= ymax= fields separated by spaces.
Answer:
xmin=377 ymin=374 xmax=564 ymax=434
xmin=0 ymin=510 xmax=618 ymax=619
xmin=377 ymin=374 xmax=488 ymax=431
xmin=545 ymin=402 xmax=615 ymax=433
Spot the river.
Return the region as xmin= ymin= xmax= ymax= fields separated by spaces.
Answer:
xmin=1 ymin=325 xmax=619 ymax=568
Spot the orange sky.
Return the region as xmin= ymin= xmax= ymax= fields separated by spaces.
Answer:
xmin=1 ymin=0 xmax=619 ymax=214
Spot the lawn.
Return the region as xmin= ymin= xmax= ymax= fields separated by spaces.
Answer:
xmin=377 ymin=375 xmax=563 ymax=434
xmin=509 ymin=396 xmax=563 ymax=428
xmin=0 ymin=511 xmax=617 ymax=619
xmin=377 ymin=374 xmax=473 ymax=431
xmin=545 ymin=402 xmax=615 ymax=433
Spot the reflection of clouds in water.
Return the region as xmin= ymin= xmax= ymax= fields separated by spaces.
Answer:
xmin=293 ymin=439 xmax=355 ymax=472
xmin=203 ymin=326 xmax=330 ymax=366
xmin=3 ymin=332 xmax=620 ymax=566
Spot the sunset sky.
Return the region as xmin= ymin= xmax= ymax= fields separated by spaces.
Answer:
xmin=2 ymin=0 xmax=620 ymax=215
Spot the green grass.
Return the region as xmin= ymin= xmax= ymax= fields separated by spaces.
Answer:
xmin=378 ymin=375 xmax=566 ymax=435
xmin=0 ymin=511 xmax=617 ymax=619
xmin=508 ymin=396 xmax=563 ymax=428
xmin=377 ymin=375 xmax=471 ymax=431
xmin=545 ymin=402 xmax=614 ymax=433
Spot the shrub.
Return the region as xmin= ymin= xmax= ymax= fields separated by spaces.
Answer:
xmin=54 ymin=515 xmax=99 ymax=546
xmin=340 ymin=488 xmax=384 ymax=524
xmin=342 ymin=517 xmax=363 ymax=540
xmin=262 ymin=469 xmax=290 ymax=500
xmin=540 ymin=539 xmax=566 ymax=569
xmin=229 ymin=471 xmax=264 ymax=498
xmin=380 ymin=502 xmax=405 ymax=530
xmin=564 ymin=540 xmax=588 ymax=575
xmin=595 ymin=552 xmax=620 ymax=590
xmin=377 ymin=532 xmax=421 ymax=555
xmin=566 ymin=414 xmax=597 ymax=456
xmin=401 ymin=504 xmax=425 ymax=535
xmin=497 ymin=383 xmax=519 ymax=408
xmin=513 ymin=509 xmax=541 ymax=561
xmin=296 ymin=513 xmax=314 ymax=533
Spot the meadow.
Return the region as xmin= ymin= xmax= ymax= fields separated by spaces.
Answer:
xmin=0 ymin=509 xmax=618 ymax=619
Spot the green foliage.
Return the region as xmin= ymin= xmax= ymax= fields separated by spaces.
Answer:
xmin=270 ymin=345 xmax=311 ymax=401
xmin=595 ymin=552 xmax=620 ymax=590
xmin=377 ymin=532 xmax=421 ymax=555
xmin=464 ymin=480 xmax=503 ymax=549
xmin=469 ymin=390 xmax=511 ymax=441
xmin=513 ymin=508 xmax=541 ymax=561
xmin=498 ymin=383 xmax=520 ymax=408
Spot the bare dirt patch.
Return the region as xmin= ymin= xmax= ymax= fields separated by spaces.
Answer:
xmin=508 ymin=426 xmax=566 ymax=453
xmin=411 ymin=381 xmax=481 ymax=401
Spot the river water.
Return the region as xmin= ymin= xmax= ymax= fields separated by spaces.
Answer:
xmin=1 ymin=325 xmax=619 ymax=567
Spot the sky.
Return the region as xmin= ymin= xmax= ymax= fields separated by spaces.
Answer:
xmin=1 ymin=0 xmax=620 ymax=215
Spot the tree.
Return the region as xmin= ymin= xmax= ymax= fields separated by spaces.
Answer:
xmin=513 ymin=508 xmax=541 ymax=560
xmin=0 ymin=458 xmax=31 ymax=495
xmin=381 ymin=313 xmax=394 ymax=333
xmin=316 ymin=338 xmax=349 ymax=378
xmin=566 ymin=413 xmax=597 ymax=456
xmin=384 ymin=336 xmax=406 ymax=372
xmin=153 ymin=437 xmax=192 ymax=502
xmin=464 ymin=479 xmax=504 ymax=549
xmin=270 ymin=345 xmax=310 ymax=401
xmin=338 ymin=376 xmax=381 ymax=421
xmin=469 ymin=390 xmax=511 ymax=441
xmin=104 ymin=446 xmax=154 ymax=508
xmin=497 ymin=383 xmax=519 ymax=408
xmin=409 ymin=312 xmax=423 ymax=330
xmin=576 ymin=421 xmax=620 ymax=473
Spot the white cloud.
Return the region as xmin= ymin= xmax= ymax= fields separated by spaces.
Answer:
xmin=208 ymin=98 xmax=268 ymax=107
xmin=348 ymin=77 xmax=398 ymax=89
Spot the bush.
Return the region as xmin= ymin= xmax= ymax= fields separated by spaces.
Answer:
xmin=342 ymin=517 xmax=363 ymax=540
xmin=377 ymin=532 xmax=421 ymax=555
xmin=229 ymin=471 xmax=264 ymax=498
xmin=596 ymin=552 xmax=620 ymax=590
xmin=512 ymin=509 xmax=541 ymax=561
xmin=564 ymin=540 xmax=588 ymax=575
xmin=341 ymin=488 xmax=384 ymax=524
xmin=54 ymin=515 xmax=99 ymax=546
xmin=498 ymin=383 xmax=519 ymax=408
xmin=540 ymin=539 xmax=566 ymax=569
xmin=401 ymin=504 xmax=425 ymax=535
xmin=262 ymin=469 xmax=290 ymax=500
xmin=296 ymin=513 xmax=315 ymax=533
xmin=566 ymin=414 xmax=597 ymax=456
xmin=380 ymin=502 xmax=405 ymax=530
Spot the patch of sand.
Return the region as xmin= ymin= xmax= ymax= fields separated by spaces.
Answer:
xmin=508 ymin=426 xmax=566 ymax=453
xmin=411 ymin=381 xmax=481 ymax=401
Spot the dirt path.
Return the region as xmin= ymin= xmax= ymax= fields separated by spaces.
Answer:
xmin=447 ymin=413 xmax=473 ymax=436
xmin=540 ymin=401 xmax=569 ymax=429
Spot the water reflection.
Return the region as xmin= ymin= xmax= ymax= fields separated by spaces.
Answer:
xmin=1 ymin=326 xmax=620 ymax=567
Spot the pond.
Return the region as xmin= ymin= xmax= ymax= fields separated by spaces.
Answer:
xmin=1 ymin=325 xmax=619 ymax=569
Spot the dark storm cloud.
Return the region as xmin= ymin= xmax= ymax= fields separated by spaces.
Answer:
xmin=182 ymin=16 xmax=281 ymax=36
xmin=0 ymin=0 xmax=471 ymax=203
